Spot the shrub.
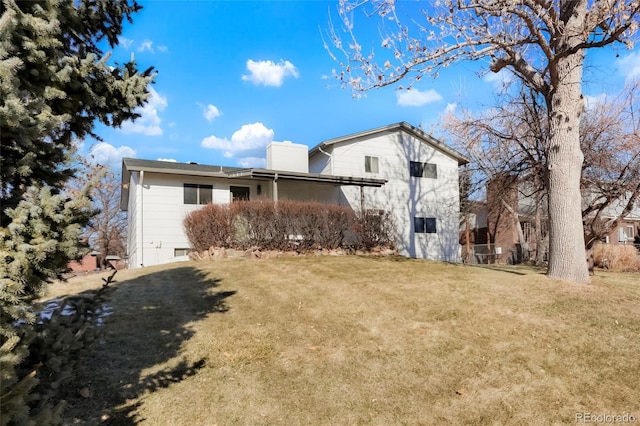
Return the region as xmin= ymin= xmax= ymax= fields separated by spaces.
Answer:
xmin=356 ymin=209 xmax=396 ymax=250
xmin=183 ymin=204 xmax=233 ymax=251
xmin=183 ymin=200 xmax=395 ymax=253
xmin=318 ymin=204 xmax=357 ymax=249
xmin=592 ymin=242 xmax=640 ymax=272
xmin=230 ymin=200 xmax=279 ymax=249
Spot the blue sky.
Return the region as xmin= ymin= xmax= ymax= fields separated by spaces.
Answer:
xmin=83 ymin=1 xmax=640 ymax=171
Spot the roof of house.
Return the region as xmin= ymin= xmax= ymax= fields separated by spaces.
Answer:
xmin=120 ymin=157 xmax=387 ymax=211
xmin=309 ymin=121 xmax=470 ymax=166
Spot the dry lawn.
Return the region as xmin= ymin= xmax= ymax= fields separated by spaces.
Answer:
xmin=46 ymin=257 xmax=640 ymax=425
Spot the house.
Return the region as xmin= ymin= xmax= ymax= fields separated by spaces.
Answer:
xmin=589 ymin=195 xmax=640 ymax=246
xmin=467 ymin=174 xmax=640 ymax=264
xmin=120 ymin=122 xmax=469 ymax=268
xmin=68 ymin=251 xmax=101 ymax=273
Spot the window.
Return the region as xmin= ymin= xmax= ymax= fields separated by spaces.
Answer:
xmin=627 ymin=225 xmax=635 ymax=240
xmin=618 ymin=227 xmax=626 ymax=242
xmin=414 ymin=217 xmax=437 ymax=234
xmin=365 ymin=155 xmax=379 ymax=173
xmin=184 ymin=184 xmax=213 ymax=205
xmin=230 ymin=186 xmax=250 ymax=202
xmin=410 ymin=161 xmax=437 ymax=178
xmin=174 ymin=248 xmax=190 ymax=257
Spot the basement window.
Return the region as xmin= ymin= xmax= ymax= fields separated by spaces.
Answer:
xmin=184 ymin=184 xmax=213 ymax=205
xmin=414 ymin=217 xmax=437 ymax=234
xmin=410 ymin=161 xmax=437 ymax=178
xmin=174 ymin=248 xmax=190 ymax=257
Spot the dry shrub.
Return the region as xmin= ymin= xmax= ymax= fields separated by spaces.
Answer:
xmin=356 ymin=209 xmax=395 ymax=250
xmin=278 ymin=202 xmax=357 ymax=250
xmin=592 ymin=242 xmax=640 ymax=272
xmin=319 ymin=204 xmax=358 ymax=249
xmin=183 ymin=204 xmax=232 ymax=251
xmin=183 ymin=200 xmax=394 ymax=253
xmin=229 ymin=200 xmax=279 ymax=249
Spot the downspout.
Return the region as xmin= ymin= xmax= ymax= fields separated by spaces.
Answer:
xmin=140 ymin=170 xmax=144 ymax=267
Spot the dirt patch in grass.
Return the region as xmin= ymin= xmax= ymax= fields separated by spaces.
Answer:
xmin=50 ymin=257 xmax=640 ymax=424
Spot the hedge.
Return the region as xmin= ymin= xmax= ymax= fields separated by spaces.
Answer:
xmin=183 ymin=200 xmax=395 ymax=253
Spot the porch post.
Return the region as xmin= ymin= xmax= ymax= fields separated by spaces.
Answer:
xmin=360 ymin=185 xmax=364 ymax=214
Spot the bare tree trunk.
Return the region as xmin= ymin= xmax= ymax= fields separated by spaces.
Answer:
xmin=500 ymin=200 xmax=525 ymax=245
xmin=534 ymin=193 xmax=545 ymax=266
xmin=546 ymin=36 xmax=590 ymax=283
xmin=501 ymin=199 xmax=528 ymax=262
xmin=465 ymin=213 xmax=471 ymax=263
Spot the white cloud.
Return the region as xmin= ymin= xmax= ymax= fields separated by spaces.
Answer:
xmin=72 ymin=139 xmax=85 ymax=153
xmin=120 ymin=87 xmax=167 ymax=136
xmin=617 ymin=52 xmax=640 ymax=82
xmin=242 ymin=59 xmax=299 ymax=87
xmin=202 ymin=136 xmax=232 ymax=153
xmin=156 ymin=158 xmax=177 ymax=162
xmin=119 ymin=37 xmax=134 ymax=49
xmin=89 ymin=142 xmax=136 ymax=170
xmin=138 ymin=39 xmax=154 ymax=53
xmin=484 ymin=69 xmax=514 ymax=89
xmin=204 ymin=104 xmax=221 ymax=121
xmin=201 ymin=122 xmax=276 ymax=164
xmin=396 ymin=88 xmax=443 ymax=107
xmin=201 ymin=122 xmax=274 ymax=154
xmin=443 ymin=103 xmax=457 ymax=115
xmin=232 ymin=122 xmax=274 ymax=146
xmin=135 ymin=39 xmax=167 ymax=54
xmin=584 ymin=93 xmax=607 ymax=111
xmin=238 ymin=157 xmax=267 ymax=168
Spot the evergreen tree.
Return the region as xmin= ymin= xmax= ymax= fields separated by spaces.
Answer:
xmin=0 ymin=0 xmax=155 ymax=422
xmin=0 ymin=186 xmax=96 ymax=425
xmin=0 ymin=0 xmax=154 ymax=225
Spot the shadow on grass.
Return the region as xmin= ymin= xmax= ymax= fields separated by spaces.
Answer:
xmin=57 ymin=266 xmax=234 ymax=425
xmin=468 ymin=264 xmax=542 ymax=276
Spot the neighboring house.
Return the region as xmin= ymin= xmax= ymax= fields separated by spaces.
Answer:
xmin=120 ymin=122 xmax=469 ymax=268
xmin=68 ymin=251 xmax=100 ymax=273
xmin=468 ymin=174 xmax=640 ymax=264
xmin=591 ymin=195 xmax=640 ymax=246
xmin=68 ymin=251 xmax=125 ymax=273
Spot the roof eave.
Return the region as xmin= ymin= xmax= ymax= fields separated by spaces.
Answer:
xmin=231 ymin=169 xmax=387 ymax=187
xmin=309 ymin=122 xmax=470 ymax=166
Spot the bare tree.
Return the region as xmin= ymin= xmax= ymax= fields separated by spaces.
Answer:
xmin=327 ymin=0 xmax=640 ymax=283
xmin=581 ymin=82 xmax=640 ymax=247
xmin=70 ymin=160 xmax=127 ymax=265
xmin=444 ymin=85 xmax=551 ymax=265
xmin=444 ymin=81 xmax=640 ymax=265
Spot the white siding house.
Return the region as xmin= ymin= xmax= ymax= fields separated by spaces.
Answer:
xmin=309 ymin=123 xmax=467 ymax=260
xmin=121 ymin=122 xmax=468 ymax=268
